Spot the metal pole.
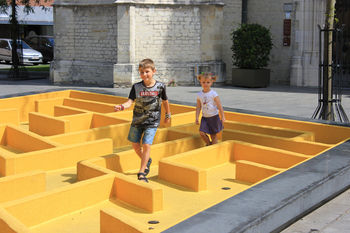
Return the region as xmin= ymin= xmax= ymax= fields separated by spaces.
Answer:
xmin=10 ymin=0 xmax=20 ymax=79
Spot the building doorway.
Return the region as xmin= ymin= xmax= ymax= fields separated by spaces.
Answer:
xmin=335 ymin=0 xmax=350 ymax=87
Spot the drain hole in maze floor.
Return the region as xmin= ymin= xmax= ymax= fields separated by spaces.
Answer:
xmin=148 ymin=220 xmax=160 ymax=224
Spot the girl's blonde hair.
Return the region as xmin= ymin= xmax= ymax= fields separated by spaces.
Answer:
xmin=197 ymin=72 xmax=217 ymax=82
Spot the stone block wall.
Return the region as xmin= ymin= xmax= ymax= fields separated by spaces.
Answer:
xmin=52 ymin=0 xmax=238 ymax=87
xmin=134 ymin=5 xmax=201 ymax=63
xmin=132 ymin=5 xmax=202 ymax=85
xmin=114 ymin=1 xmax=226 ymax=86
xmin=52 ymin=2 xmax=118 ymax=86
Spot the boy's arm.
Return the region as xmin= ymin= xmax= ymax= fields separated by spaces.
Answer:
xmin=114 ymin=99 xmax=134 ymax=111
xmin=162 ymin=100 xmax=171 ymax=114
xmin=214 ymin=96 xmax=225 ymax=122
xmin=196 ymin=98 xmax=201 ymax=125
xmin=162 ymin=100 xmax=171 ymax=123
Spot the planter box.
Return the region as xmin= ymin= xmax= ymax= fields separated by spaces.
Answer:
xmin=232 ymin=68 xmax=270 ymax=88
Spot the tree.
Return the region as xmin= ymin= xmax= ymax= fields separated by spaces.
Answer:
xmin=323 ymin=0 xmax=336 ymax=120
xmin=0 ymin=0 xmax=51 ymax=79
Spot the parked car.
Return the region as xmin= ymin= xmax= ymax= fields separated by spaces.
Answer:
xmin=25 ymin=36 xmax=54 ymax=63
xmin=0 ymin=38 xmax=43 ymax=65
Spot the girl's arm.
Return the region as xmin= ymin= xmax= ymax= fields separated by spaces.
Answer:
xmin=214 ymin=96 xmax=225 ymax=122
xmin=196 ymin=98 xmax=201 ymax=125
xmin=162 ymin=100 xmax=171 ymax=123
xmin=114 ymin=99 xmax=134 ymax=111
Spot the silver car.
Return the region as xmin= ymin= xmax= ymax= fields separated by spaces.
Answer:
xmin=0 ymin=38 xmax=43 ymax=65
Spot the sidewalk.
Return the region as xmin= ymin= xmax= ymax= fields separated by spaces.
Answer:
xmin=0 ymin=77 xmax=350 ymax=232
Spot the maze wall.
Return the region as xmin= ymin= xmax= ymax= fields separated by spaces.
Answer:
xmin=0 ymin=90 xmax=349 ymax=233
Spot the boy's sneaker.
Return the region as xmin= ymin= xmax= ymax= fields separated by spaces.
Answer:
xmin=144 ymin=158 xmax=152 ymax=176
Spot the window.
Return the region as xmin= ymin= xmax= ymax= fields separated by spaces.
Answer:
xmin=0 ymin=40 xmax=9 ymax=49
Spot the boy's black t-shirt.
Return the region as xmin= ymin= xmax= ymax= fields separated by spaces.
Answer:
xmin=128 ymin=81 xmax=168 ymax=128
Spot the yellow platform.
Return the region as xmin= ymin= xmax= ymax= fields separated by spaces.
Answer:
xmin=0 ymin=90 xmax=349 ymax=233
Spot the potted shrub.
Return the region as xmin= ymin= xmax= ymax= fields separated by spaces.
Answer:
xmin=231 ymin=23 xmax=273 ymax=87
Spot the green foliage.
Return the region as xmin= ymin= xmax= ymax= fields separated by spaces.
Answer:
xmin=0 ymin=0 xmax=51 ymax=15
xmin=231 ymin=24 xmax=273 ymax=69
xmin=0 ymin=64 xmax=50 ymax=71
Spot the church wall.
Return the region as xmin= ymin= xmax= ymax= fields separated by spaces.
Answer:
xmin=221 ymin=0 xmax=242 ymax=85
xmin=52 ymin=3 xmax=118 ymax=86
xmin=113 ymin=2 xmax=227 ymax=86
xmin=133 ymin=5 xmax=202 ymax=85
xmin=247 ymin=0 xmax=294 ymax=85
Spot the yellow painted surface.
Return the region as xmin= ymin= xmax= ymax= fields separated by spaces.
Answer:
xmin=0 ymin=109 xmax=19 ymax=126
xmin=236 ymin=160 xmax=283 ymax=183
xmin=0 ymin=90 xmax=349 ymax=232
xmin=0 ymin=207 xmax=31 ymax=233
xmin=63 ymin=98 xmax=116 ymax=113
xmin=54 ymin=105 xmax=86 ymax=117
xmin=12 ymin=139 xmax=113 ymax=175
xmin=3 ymin=175 xmax=115 ymax=227
xmin=29 ymin=112 xmax=69 ymax=136
xmin=47 ymin=123 xmax=131 ymax=147
xmin=35 ymin=97 xmax=65 ymax=116
xmin=45 ymin=167 xmax=77 ymax=191
xmin=69 ymin=90 xmax=128 ymax=105
xmin=225 ymin=111 xmax=350 ymax=144
xmin=3 ymin=125 xmax=57 ymax=153
xmin=222 ymin=129 xmax=329 ymax=155
xmin=224 ymin=120 xmax=313 ymax=140
xmin=0 ymin=90 xmax=70 ymax=122
xmin=100 ymin=208 xmax=144 ymax=233
xmin=0 ymin=171 xmax=46 ymax=203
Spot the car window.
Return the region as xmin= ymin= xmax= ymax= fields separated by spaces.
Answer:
xmin=7 ymin=40 xmax=31 ymax=49
xmin=0 ymin=40 xmax=9 ymax=49
xmin=22 ymin=41 xmax=31 ymax=49
xmin=16 ymin=40 xmax=31 ymax=49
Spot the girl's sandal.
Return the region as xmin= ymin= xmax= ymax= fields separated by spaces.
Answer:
xmin=137 ymin=172 xmax=149 ymax=183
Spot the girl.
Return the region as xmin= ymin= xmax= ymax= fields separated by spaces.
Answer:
xmin=195 ymin=72 xmax=225 ymax=145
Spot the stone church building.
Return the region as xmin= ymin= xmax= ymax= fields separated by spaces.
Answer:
xmin=51 ymin=0 xmax=342 ymax=87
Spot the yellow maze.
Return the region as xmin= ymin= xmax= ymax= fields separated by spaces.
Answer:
xmin=0 ymin=90 xmax=349 ymax=233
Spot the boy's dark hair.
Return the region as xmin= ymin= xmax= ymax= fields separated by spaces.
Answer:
xmin=139 ymin=58 xmax=155 ymax=70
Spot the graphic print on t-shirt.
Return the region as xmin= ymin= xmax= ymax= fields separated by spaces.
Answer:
xmin=128 ymin=81 xmax=168 ymax=127
xmin=197 ymin=90 xmax=219 ymax=118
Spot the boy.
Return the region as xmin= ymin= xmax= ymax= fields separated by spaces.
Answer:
xmin=114 ymin=58 xmax=171 ymax=183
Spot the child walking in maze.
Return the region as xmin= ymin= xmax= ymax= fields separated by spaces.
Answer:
xmin=195 ymin=72 xmax=225 ymax=146
xmin=114 ymin=58 xmax=171 ymax=183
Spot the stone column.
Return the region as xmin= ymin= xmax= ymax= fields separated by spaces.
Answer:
xmin=290 ymin=0 xmax=326 ymax=87
xmin=113 ymin=3 xmax=138 ymax=87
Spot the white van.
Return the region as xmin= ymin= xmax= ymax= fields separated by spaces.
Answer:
xmin=0 ymin=38 xmax=43 ymax=65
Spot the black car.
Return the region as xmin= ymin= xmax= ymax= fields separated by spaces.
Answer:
xmin=25 ymin=36 xmax=54 ymax=63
